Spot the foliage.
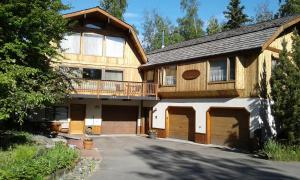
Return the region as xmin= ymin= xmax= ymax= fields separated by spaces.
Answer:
xmin=142 ymin=10 xmax=183 ymax=52
xmin=271 ymin=30 xmax=300 ymax=143
xmin=0 ymin=130 xmax=33 ymax=150
xmin=99 ymin=0 xmax=127 ymax=20
xmin=0 ymin=0 xmax=72 ymax=123
xmin=206 ymin=17 xmax=222 ymax=35
xmin=223 ymin=0 xmax=251 ymax=30
xmin=0 ymin=142 xmax=79 ymax=179
xmin=255 ymin=1 xmax=274 ymax=23
xmin=177 ymin=0 xmax=204 ymax=40
xmin=276 ymin=0 xmax=300 ymax=18
xmin=262 ymin=139 xmax=300 ymax=161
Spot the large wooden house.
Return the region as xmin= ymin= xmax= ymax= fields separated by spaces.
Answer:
xmin=33 ymin=7 xmax=300 ymax=149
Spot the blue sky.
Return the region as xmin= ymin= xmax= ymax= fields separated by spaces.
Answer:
xmin=62 ymin=0 xmax=280 ymax=34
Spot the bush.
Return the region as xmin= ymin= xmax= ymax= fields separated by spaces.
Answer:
xmin=0 ymin=143 xmax=79 ymax=180
xmin=263 ymin=139 xmax=300 ymax=161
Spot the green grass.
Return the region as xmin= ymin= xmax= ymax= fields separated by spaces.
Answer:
xmin=263 ymin=139 xmax=300 ymax=161
xmin=0 ymin=131 xmax=79 ymax=180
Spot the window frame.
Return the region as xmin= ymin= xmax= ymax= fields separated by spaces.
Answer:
xmin=209 ymin=57 xmax=236 ymax=83
xmin=104 ymin=69 xmax=124 ymax=81
xmin=161 ymin=65 xmax=177 ymax=87
xmin=82 ymin=32 xmax=104 ymax=56
xmin=105 ymin=36 xmax=125 ymax=58
xmin=60 ymin=32 xmax=81 ymax=55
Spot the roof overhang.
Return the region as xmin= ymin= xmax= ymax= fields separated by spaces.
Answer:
xmin=262 ymin=16 xmax=300 ymax=50
xmin=63 ymin=7 xmax=147 ymax=64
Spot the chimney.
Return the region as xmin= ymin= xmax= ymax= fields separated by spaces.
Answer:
xmin=162 ymin=30 xmax=165 ymax=48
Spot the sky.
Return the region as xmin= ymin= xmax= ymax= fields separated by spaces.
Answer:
xmin=62 ymin=0 xmax=280 ymax=35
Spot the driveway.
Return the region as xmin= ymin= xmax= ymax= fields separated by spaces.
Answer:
xmin=89 ymin=136 xmax=300 ymax=180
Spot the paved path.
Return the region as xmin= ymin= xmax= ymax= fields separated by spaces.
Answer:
xmin=89 ymin=136 xmax=300 ymax=180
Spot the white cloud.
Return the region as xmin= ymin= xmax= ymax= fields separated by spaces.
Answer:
xmin=124 ymin=12 xmax=139 ymax=19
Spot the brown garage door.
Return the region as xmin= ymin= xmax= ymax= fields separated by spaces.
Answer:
xmin=168 ymin=107 xmax=195 ymax=141
xmin=102 ymin=105 xmax=138 ymax=134
xmin=209 ymin=108 xmax=250 ymax=149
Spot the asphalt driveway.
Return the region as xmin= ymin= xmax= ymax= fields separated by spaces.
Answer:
xmin=89 ymin=136 xmax=300 ymax=180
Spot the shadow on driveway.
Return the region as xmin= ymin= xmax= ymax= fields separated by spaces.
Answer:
xmin=131 ymin=145 xmax=297 ymax=180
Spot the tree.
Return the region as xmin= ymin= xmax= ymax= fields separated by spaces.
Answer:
xmin=0 ymin=0 xmax=72 ymax=123
xmin=99 ymin=0 xmax=127 ymax=20
xmin=255 ymin=1 xmax=273 ymax=23
xmin=206 ymin=17 xmax=222 ymax=35
xmin=271 ymin=31 xmax=300 ymax=143
xmin=223 ymin=0 xmax=251 ymax=30
xmin=277 ymin=0 xmax=300 ymax=18
xmin=142 ymin=11 xmax=183 ymax=52
xmin=177 ymin=0 xmax=204 ymax=40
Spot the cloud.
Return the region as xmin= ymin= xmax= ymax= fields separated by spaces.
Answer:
xmin=124 ymin=12 xmax=139 ymax=19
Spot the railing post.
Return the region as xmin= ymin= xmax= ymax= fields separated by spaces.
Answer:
xmin=127 ymin=81 xmax=130 ymax=98
xmin=155 ymin=84 xmax=158 ymax=100
xmin=142 ymin=82 xmax=144 ymax=97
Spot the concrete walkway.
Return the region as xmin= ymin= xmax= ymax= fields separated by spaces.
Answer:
xmin=89 ymin=136 xmax=300 ymax=180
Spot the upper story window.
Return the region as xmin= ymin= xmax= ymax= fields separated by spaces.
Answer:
xmin=60 ymin=33 xmax=81 ymax=54
xmin=59 ymin=66 xmax=82 ymax=78
xmin=105 ymin=70 xmax=123 ymax=81
xmin=106 ymin=36 xmax=125 ymax=58
xmin=162 ymin=66 xmax=176 ymax=86
xmin=209 ymin=57 xmax=236 ymax=82
xmin=83 ymin=68 xmax=102 ymax=80
xmin=146 ymin=70 xmax=154 ymax=82
xmin=83 ymin=33 xmax=103 ymax=56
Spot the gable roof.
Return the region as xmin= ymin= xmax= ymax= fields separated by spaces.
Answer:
xmin=143 ymin=15 xmax=300 ymax=68
xmin=63 ymin=7 xmax=147 ymax=64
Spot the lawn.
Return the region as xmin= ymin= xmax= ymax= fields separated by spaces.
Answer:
xmin=0 ymin=131 xmax=79 ymax=180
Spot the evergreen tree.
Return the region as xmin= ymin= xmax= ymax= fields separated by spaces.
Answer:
xmin=142 ymin=11 xmax=183 ymax=52
xmin=255 ymin=2 xmax=274 ymax=23
xmin=277 ymin=0 xmax=300 ymax=18
xmin=0 ymin=0 xmax=71 ymax=123
xmin=223 ymin=0 xmax=251 ymax=30
xmin=271 ymin=30 xmax=300 ymax=143
xmin=177 ymin=0 xmax=204 ymax=40
xmin=206 ymin=17 xmax=222 ymax=35
xmin=99 ymin=0 xmax=127 ymax=20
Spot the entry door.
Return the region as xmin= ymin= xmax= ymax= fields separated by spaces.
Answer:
xmin=69 ymin=104 xmax=86 ymax=134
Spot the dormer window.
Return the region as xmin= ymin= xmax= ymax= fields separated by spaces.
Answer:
xmin=60 ymin=33 xmax=81 ymax=54
xmin=83 ymin=33 xmax=103 ymax=56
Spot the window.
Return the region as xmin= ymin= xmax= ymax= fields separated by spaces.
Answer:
xmin=45 ymin=106 xmax=68 ymax=122
xmin=106 ymin=36 xmax=125 ymax=58
xmin=146 ymin=70 xmax=154 ymax=82
xmin=83 ymin=33 xmax=103 ymax=56
xmin=83 ymin=68 xmax=102 ymax=80
xmin=229 ymin=57 xmax=236 ymax=80
xmin=105 ymin=70 xmax=123 ymax=81
xmin=54 ymin=106 xmax=68 ymax=121
xmin=163 ymin=66 xmax=176 ymax=86
xmin=210 ymin=60 xmax=227 ymax=82
xmin=59 ymin=66 xmax=82 ymax=78
xmin=272 ymin=58 xmax=278 ymax=71
xmin=60 ymin=33 xmax=81 ymax=54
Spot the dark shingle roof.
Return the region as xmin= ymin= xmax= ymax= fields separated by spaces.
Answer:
xmin=144 ymin=15 xmax=300 ymax=67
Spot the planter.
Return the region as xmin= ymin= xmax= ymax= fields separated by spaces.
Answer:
xmin=148 ymin=130 xmax=157 ymax=139
xmin=50 ymin=122 xmax=61 ymax=132
xmin=83 ymin=139 xmax=93 ymax=150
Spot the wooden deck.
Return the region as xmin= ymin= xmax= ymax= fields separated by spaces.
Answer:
xmin=71 ymin=79 xmax=158 ymax=99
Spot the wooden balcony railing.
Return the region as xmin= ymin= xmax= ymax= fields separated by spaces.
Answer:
xmin=71 ymin=79 xmax=158 ymax=99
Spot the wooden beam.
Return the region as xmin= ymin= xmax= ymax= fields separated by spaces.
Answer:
xmin=265 ymin=46 xmax=293 ymax=56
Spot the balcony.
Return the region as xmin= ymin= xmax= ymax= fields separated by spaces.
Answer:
xmin=71 ymin=79 xmax=158 ymax=100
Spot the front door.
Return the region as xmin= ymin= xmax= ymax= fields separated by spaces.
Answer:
xmin=69 ymin=104 xmax=86 ymax=134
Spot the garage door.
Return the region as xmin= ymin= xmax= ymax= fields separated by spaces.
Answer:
xmin=102 ymin=105 xmax=138 ymax=134
xmin=209 ymin=108 xmax=249 ymax=149
xmin=168 ymin=107 xmax=195 ymax=141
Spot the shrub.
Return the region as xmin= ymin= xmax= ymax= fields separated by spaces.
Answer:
xmin=0 ymin=142 xmax=79 ymax=180
xmin=263 ymin=139 xmax=300 ymax=161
